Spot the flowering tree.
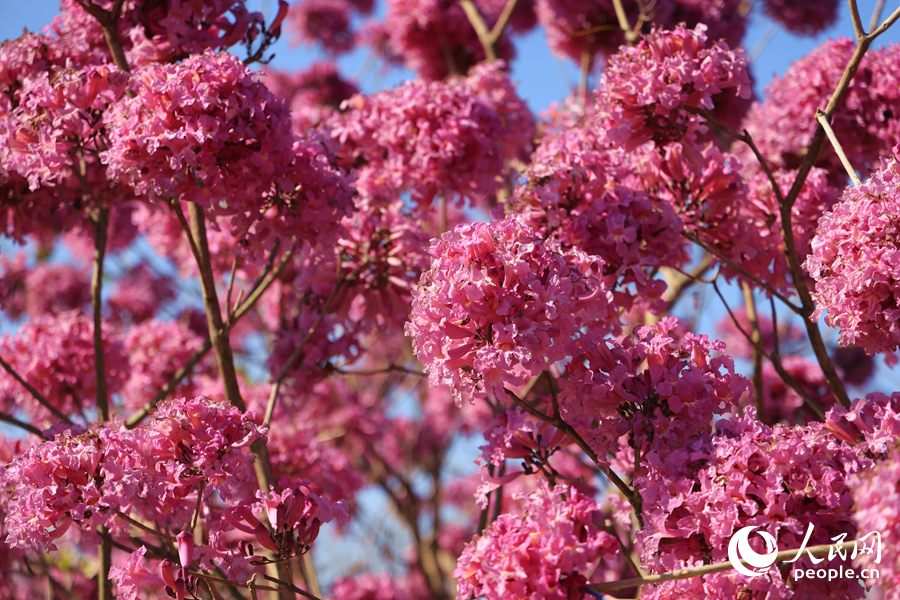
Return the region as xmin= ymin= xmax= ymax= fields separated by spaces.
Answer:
xmin=4 ymin=1 xmax=900 ymax=599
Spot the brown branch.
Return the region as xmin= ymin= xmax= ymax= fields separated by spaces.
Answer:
xmin=870 ymin=0 xmax=886 ymax=31
xmin=459 ymin=0 xmax=521 ymax=62
xmin=0 ymin=353 xmax=73 ymax=425
xmin=0 ymin=411 xmax=46 ymax=438
xmin=848 ymin=0 xmax=866 ymax=39
xmin=712 ymin=281 xmax=826 ymax=421
xmin=815 ymin=109 xmax=861 ymax=185
xmin=742 ymin=282 xmax=766 ymax=420
xmin=503 ymin=387 xmax=643 ymax=524
xmin=590 ymin=539 xmax=860 ymax=593
xmin=91 ymin=207 xmax=110 ymax=422
xmin=125 ymin=239 xmax=295 ymax=428
xmin=682 ymin=232 xmax=802 ymax=314
xmin=264 ymin=273 xmax=350 ymax=425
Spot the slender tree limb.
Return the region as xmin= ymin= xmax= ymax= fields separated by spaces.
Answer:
xmin=264 ymin=272 xmax=352 ymax=425
xmin=589 ymin=539 xmax=860 ymax=592
xmin=815 ymin=109 xmax=861 ymax=185
xmin=0 ymin=354 xmax=73 ymax=425
xmin=459 ymin=0 xmax=497 ymax=61
xmin=870 ymin=0 xmax=886 ymax=31
xmin=125 ymin=240 xmax=295 ymax=428
xmin=742 ymin=282 xmax=766 ymax=420
xmin=682 ymin=232 xmax=802 ymax=314
xmin=91 ymin=207 xmax=111 ymax=422
xmin=610 ymin=0 xmax=635 ymax=43
xmin=712 ymin=281 xmax=826 ymax=421
xmin=503 ymin=387 xmax=643 ymax=523
xmin=186 ymin=203 xmax=246 ymax=411
xmin=109 ymin=508 xmax=176 ymax=543
xmin=459 ymin=0 xmax=520 ymax=61
xmin=0 ymin=411 xmax=46 ymax=438
xmin=337 ymin=365 xmax=426 ymax=377
xmin=848 ymin=0 xmax=866 ymax=39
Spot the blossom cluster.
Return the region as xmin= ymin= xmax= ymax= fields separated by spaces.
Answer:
xmin=329 ymin=61 xmax=533 ymax=208
xmin=806 ymin=147 xmax=900 ymax=356
xmin=637 ymin=408 xmax=868 ymax=600
xmin=559 ymin=316 xmax=748 ymax=464
xmin=454 ymin=481 xmax=618 ymax=600
xmin=407 ymin=214 xmax=613 ymax=403
xmin=4 ymin=397 xmax=265 ymax=552
xmin=595 ymin=24 xmax=751 ymax=149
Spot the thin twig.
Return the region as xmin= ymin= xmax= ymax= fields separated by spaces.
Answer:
xmin=0 ymin=411 xmax=46 ymax=438
xmin=682 ymin=233 xmax=802 ymax=314
xmin=589 ymin=539 xmax=860 ymax=592
xmin=712 ymin=281 xmax=826 ymax=420
xmin=848 ymin=0 xmax=866 ymax=39
xmin=742 ymin=282 xmax=766 ymax=420
xmin=125 ymin=240 xmax=294 ymax=428
xmin=108 ymin=507 xmax=177 ymax=543
xmin=503 ymin=387 xmax=643 ymax=523
xmin=264 ymin=274 xmax=351 ymax=425
xmin=0 ymin=354 xmax=73 ymax=425
xmin=870 ymin=0 xmax=887 ymax=31
xmin=91 ymin=207 xmax=110 ymax=422
xmin=815 ymin=109 xmax=861 ymax=185
xmin=336 ymin=365 xmax=426 ymax=377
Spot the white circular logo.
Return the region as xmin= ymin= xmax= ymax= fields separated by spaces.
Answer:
xmin=728 ymin=526 xmax=778 ymax=577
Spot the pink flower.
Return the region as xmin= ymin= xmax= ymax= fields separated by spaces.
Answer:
xmin=329 ymin=61 xmax=533 ymax=210
xmin=806 ymin=146 xmax=900 ymax=356
xmin=454 ymin=481 xmax=617 ymax=600
xmin=407 ymin=214 xmax=613 ymax=403
xmin=595 ymin=24 xmax=751 ymax=150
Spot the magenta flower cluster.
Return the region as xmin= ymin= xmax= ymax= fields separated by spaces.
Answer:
xmin=806 ymin=147 xmax=900 ymax=356
xmin=454 ymin=481 xmax=617 ymax=600
xmin=407 ymin=214 xmax=613 ymax=403
xmin=329 ymin=61 xmax=533 ymax=208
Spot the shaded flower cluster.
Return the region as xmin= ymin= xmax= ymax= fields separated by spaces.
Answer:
xmin=454 ymin=481 xmax=617 ymax=600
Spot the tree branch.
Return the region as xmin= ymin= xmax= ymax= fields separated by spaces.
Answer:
xmin=0 ymin=353 xmax=73 ymax=425
xmin=589 ymin=539 xmax=860 ymax=593
xmin=91 ymin=207 xmax=110 ymax=422
xmin=0 ymin=411 xmax=46 ymax=438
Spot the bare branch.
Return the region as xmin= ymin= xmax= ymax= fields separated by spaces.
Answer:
xmin=815 ymin=109 xmax=861 ymax=185
xmin=0 ymin=353 xmax=73 ymax=425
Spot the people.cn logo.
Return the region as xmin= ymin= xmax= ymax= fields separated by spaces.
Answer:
xmin=728 ymin=526 xmax=779 ymax=577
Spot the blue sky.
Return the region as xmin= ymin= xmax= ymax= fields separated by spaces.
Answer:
xmin=3 ymin=1 xmax=900 ymax=109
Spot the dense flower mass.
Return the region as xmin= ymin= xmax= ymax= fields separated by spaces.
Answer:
xmin=407 ymin=214 xmax=613 ymax=402
xmin=0 ymin=311 xmax=126 ymax=422
xmin=806 ymin=147 xmax=900 ymax=356
xmin=638 ymin=408 xmax=868 ymax=600
xmin=454 ymin=481 xmax=617 ymax=600
xmin=595 ymin=24 xmax=751 ymax=149
xmin=329 ymin=61 xmax=533 ymax=208
xmin=104 ymin=51 xmax=294 ymax=211
xmin=559 ymin=316 xmax=748 ymax=464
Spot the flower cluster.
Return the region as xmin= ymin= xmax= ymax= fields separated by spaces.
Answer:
xmin=4 ymin=396 xmax=267 ymax=553
xmin=850 ymin=450 xmax=900 ymax=596
xmin=559 ymin=317 xmax=748 ymax=464
xmin=638 ymin=409 xmax=868 ymax=600
xmin=510 ymin=125 xmax=687 ymax=311
xmin=407 ymin=214 xmax=613 ymax=403
xmin=221 ymin=478 xmax=350 ymax=560
xmin=0 ymin=311 xmax=126 ymax=422
xmin=761 ymin=0 xmax=838 ymax=35
xmin=1 ymin=63 xmax=128 ymax=189
xmin=805 ymin=148 xmax=900 ymax=356
xmin=455 ymin=481 xmax=617 ymax=600
xmin=825 ymin=392 xmax=900 ymax=456
xmin=595 ymin=24 xmax=751 ymax=149
xmin=104 ymin=50 xmax=293 ymax=211
xmin=53 ymin=0 xmax=266 ymax=68
xmin=329 ymin=61 xmax=533 ymax=208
